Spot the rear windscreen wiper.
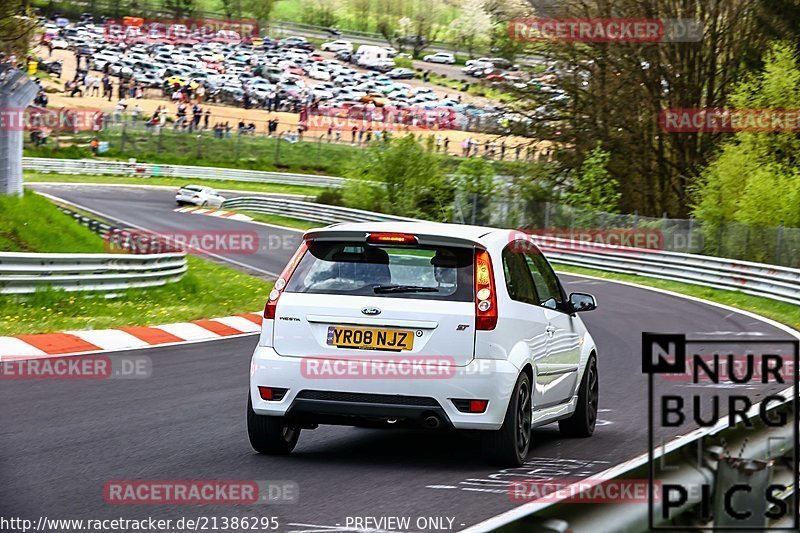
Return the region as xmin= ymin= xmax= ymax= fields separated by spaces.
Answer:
xmin=373 ymin=285 xmax=440 ymax=294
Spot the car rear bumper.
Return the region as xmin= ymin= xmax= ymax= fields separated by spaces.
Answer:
xmin=249 ymin=345 xmax=520 ymax=430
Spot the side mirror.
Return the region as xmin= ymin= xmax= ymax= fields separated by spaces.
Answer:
xmin=569 ymin=292 xmax=597 ymax=313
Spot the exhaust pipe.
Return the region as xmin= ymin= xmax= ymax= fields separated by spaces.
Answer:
xmin=423 ymin=415 xmax=441 ymax=429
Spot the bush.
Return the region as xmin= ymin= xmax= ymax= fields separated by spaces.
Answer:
xmin=344 ymin=134 xmax=453 ymax=220
xmin=315 ymin=188 xmax=345 ymax=206
xmin=341 ymin=180 xmax=386 ymax=212
xmin=394 ymin=56 xmax=413 ymax=69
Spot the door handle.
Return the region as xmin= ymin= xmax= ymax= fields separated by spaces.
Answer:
xmin=545 ymin=325 xmax=556 ymax=337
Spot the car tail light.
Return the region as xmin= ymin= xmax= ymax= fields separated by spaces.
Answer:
xmin=474 ymin=249 xmax=497 ymax=330
xmin=264 ymin=240 xmax=309 ymax=320
xmin=451 ymin=398 xmax=489 ymax=413
xmin=366 ymin=232 xmax=418 ymax=245
xmin=258 ymin=386 xmax=288 ymax=401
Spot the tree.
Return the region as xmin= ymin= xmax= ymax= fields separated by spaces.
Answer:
xmin=455 ymin=157 xmax=496 ymax=224
xmin=348 ymin=0 xmax=372 ymax=31
xmin=405 ymin=0 xmax=445 ymax=56
xmin=300 ymin=0 xmax=340 ymax=28
xmin=345 ymin=135 xmax=453 ymax=220
xmin=451 ymin=0 xmax=493 ymax=58
xmin=163 ymin=0 xmax=194 ymax=19
xmin=694 ymin=42 xmax=800 ymax=228
xmin=244 ymin=0 xmax=279 ymax=31
xmin=0 ymin=1 xmax=37 ymax=59
xmin=219 ymin=0 xmax=243 ymax=19
xmin=502 ymin=0 xmax=800 ymax=217
xmin=564 ymin=142 xmax=620 ymax=213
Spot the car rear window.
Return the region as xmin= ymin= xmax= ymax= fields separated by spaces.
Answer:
xmin=285 ymin=241 xmax=474 ymax=302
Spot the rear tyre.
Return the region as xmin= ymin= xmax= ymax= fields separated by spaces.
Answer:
xmin=558 ymin=355 xmax=599 ymax=437
xmin=483 ymin=372 xmax=532 ymax=467
xmin=247 ymin=396 xmax=301 ymax=454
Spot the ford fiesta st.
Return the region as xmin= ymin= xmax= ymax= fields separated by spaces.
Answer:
xmin=248 ymin=222 xmax=599 ymax=466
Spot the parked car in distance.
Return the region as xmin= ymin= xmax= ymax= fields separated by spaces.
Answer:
xmin=321 ymin=40 xmax=353 ymax=53
xmin=388 ymin=68 xmax=415 ymax=79
xmin=423 ymin=52 xmax=456 ymax=64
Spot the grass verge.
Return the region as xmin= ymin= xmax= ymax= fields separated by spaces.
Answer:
xmin=0 ymin=192 xmax=272 ymax=335
xmin=553 ymin=263 xmax=800 ymax=331
xmin=0 ymin=191 xmax=106 ymax=253
xmin=244 ymin=212 xmax=320 ymax=231
xmin=24 ymin=172 xmax=324 ymax=197
xmin=0 ymin=256 xmax=271 ymax=335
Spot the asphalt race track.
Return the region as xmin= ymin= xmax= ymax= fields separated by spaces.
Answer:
xmin=2 ymin=183 xmax=795 ymax=531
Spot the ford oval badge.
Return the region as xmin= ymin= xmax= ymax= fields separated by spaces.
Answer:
xmin=361 ymin=307 xmax=381 ymax=316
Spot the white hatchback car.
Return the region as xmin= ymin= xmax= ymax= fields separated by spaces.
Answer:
xmin=175 ymin=185 xmax=225 ymax=208
xmin=248 ymin=222 xmax=599 ymax=465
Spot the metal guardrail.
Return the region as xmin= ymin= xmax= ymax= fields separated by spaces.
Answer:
xmin=22 ymin=157 xmax=348 ymax=188
xmin=531 ymin=235 xmax=800 ymax=306
xmin=0 ymin=205 xmax=188 ymax=295
xmin=222 ymin=196 xmax=417 ymax=224
xmin=0 ymin=252 xmax=187 ymax=294
xmin=479 ymin=397 xmax=797 ymax=532
xmin=221 ymin=198 xmax=800 ymax=306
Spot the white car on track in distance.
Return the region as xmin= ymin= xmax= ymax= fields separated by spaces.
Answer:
xmin=248 ymin=222 xmax=600 ymax=466
xmin=175 ymin=185 xmax=225 ymax=208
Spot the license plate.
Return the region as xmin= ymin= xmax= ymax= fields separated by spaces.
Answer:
xmin=326 ymin=326 xmax=414 ymax=351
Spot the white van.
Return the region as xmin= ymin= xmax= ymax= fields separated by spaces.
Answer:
xmin=353 ymin=45 xmax=390 ymax=69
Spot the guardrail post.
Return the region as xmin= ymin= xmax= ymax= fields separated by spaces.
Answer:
xmin=713 ymin=457 xmax=773 ymax=528
xmin=776 ymin=222 xmax=784 ymax=264
xmin=121 ymin=122 xmax=127 ymax=153
xmin=0 ymin=64 xmax=39 ymax=196
xmin=196 ymin=134 xmax=203 ymax=160
xmin=275 ymin=134 xmax=281 ymax=165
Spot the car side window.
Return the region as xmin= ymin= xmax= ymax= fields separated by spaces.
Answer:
xmin=522 ymin=247 xmax=563 ymax=309
xmin=501 ymin=245 xmax=539 ymax=305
